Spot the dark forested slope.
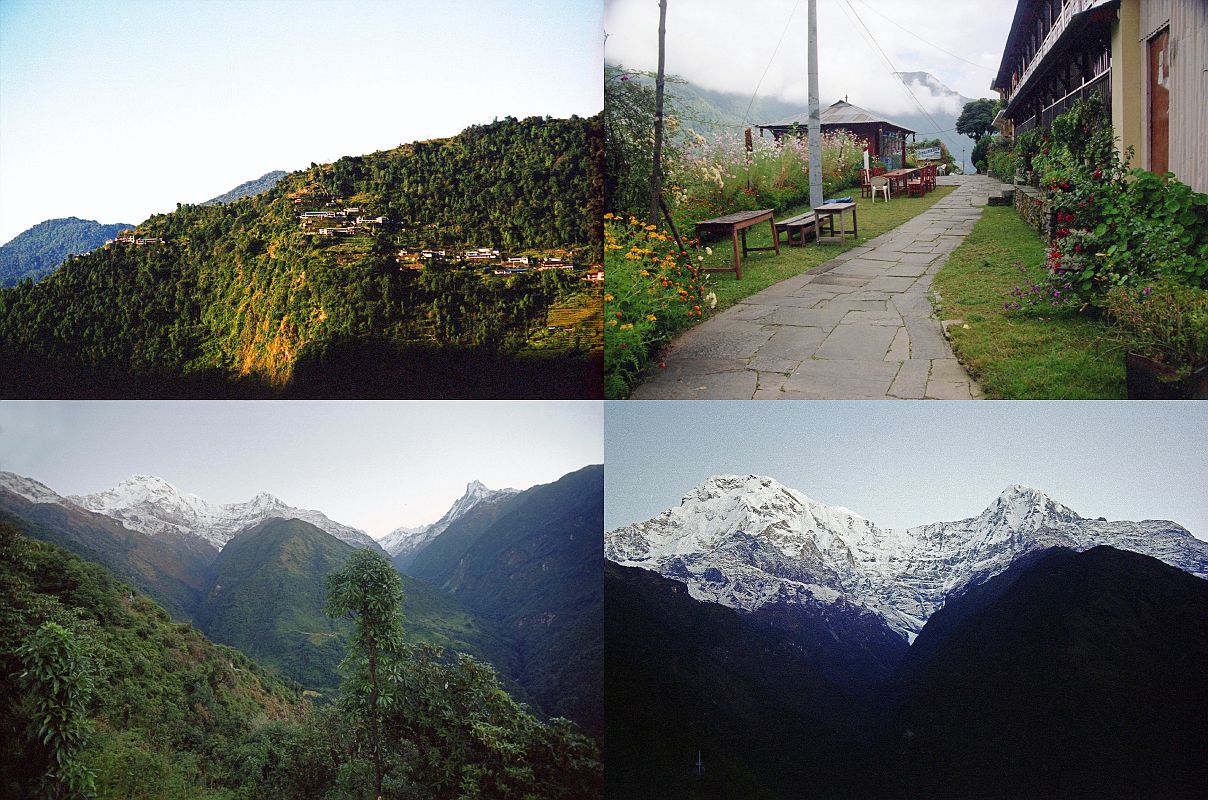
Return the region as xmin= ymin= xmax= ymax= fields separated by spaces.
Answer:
xmin=0 ymin=217 xmax=133 ymax=287
xmin=0 ymin=115 xmax=603 ymax=398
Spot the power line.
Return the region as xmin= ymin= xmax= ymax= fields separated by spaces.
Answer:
xmin=742 ymin=0 xmax=803 ymax=125
xmin=851 ymin=0 xmax=995 ymax=72
xmin=836 ymin=0 xmax=947 ymax=141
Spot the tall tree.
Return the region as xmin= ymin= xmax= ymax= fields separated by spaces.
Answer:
xmin=326 ymin=550 xmax=407 ymax=800
xmin=956 ymin=98 xmax=999 ymax=142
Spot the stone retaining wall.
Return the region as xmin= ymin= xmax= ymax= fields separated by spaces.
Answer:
xmin=1013 ymin=184 xmax=1056 ymax=241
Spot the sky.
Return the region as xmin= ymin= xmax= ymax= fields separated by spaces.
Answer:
xmin=605 ymin=0 xmax=1014 ymax=124
xmin=605 ymin=402 xmax=1208 ymax=541
xmin=0 ymin=0 xmax=604 ymax=244
xmin=0 ymin=400 xmax=603 ymax=538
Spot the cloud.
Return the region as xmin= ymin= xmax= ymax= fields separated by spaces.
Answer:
xmin=604 ymin=0 xmax=1014 ymax=118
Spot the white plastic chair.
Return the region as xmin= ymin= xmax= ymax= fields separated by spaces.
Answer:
xmin=871 ymin=175 xmax=891 ymax=202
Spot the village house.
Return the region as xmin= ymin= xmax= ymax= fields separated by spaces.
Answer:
xmin=991 ymin=0 xmax=1207 ymax=192
xmin=581 ymin=269 xmax=604 ymax=283
xmin=421 ymin=250 xmax=446 ymax=258
xmin=758 ymin=100 xmax=917 ymax=170
xmin=507 ymin=256 xmax=531 ymax=265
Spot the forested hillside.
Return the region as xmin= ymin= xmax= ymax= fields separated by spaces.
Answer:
xmin=0 ymin=217 xmax=133 ymax=287
xmin=201 ymin=171 xmax=288 ymax=206
xmin=0 ymin=115 xmax=603 ymax=398
xmin=1 ymin=524 xmax=602 ymax=799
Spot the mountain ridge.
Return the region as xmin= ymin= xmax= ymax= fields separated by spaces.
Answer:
xmin=381 ymin=479 xmax=519 ymax=567
xmin=605 ymin=475 xmax=1207 ymax=640
xmin=1 ymin=470 xmax=379 ymax=552
xmin=0 ymin=216 xmax=134 ymax=287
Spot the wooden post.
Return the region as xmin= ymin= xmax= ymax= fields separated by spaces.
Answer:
xmin=649 ymin=0 xmax=668 ymax=225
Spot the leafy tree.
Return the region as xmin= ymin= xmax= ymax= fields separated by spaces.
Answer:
xmin=957 ymin=98 xmax=999 ymax=143
xmin=15 ymin=621 xmax=99 ymax=800
xmin=326 ymin=549 xmax=407 ymax=800
xmin=972 ymin=134 xmax=993 ymax=174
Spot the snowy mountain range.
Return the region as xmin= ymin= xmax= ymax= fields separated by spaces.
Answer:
xmin=605 ymin=475 xmax=1208 ymax=640
xmin=0 ymin=471 xmax=378 ymax=551
xmin=380 ymin=479 xmax=519 ymax=567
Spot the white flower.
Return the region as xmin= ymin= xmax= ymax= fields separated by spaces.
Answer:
xmin=705 ymin=246 xmax=713 ymax=256
xmin=705 ymin=292 xmax=718 ymax=309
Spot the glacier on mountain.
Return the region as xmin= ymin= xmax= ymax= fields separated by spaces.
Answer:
xmin=604 ymin=475 xmax=1208 ymax=640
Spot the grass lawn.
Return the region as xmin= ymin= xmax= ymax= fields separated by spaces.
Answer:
xmin=932 ymin=205 xmax=1126 ymax=399
xmin=690 ymin=185 xmax=957 ymax=312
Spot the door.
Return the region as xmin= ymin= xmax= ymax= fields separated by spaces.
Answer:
xmin=1148 ymin=28 xmax=1169 ymax=175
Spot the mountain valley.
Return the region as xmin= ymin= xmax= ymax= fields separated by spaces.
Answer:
xmin=0 ymin=466 xmax=604 ymax=734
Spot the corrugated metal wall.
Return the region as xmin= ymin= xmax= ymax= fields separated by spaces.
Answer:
xmin=1139 ymin=0 xmax=1208 ymax=192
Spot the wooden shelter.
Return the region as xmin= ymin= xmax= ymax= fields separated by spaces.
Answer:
xmin=757 ymin=100 xmax=916 ymax=170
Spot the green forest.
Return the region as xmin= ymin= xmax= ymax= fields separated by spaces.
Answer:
xmin=0 ymin=116 xmax=603 ymax=398
xmin=0 ymin=524 xmax=602 ymax=800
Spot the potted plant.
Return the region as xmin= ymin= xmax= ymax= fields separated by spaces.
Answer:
xmin=1103 ymin=280 xmax=1208 ymax=399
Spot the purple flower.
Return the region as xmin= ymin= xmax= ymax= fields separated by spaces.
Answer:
xmin=1142 ymin=286 xmax=1152 ymax=296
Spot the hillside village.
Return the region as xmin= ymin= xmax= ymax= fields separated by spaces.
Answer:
xmin=290 ymin=186 xmax=603 ymax=282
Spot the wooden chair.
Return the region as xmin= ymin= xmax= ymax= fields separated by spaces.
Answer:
xmin=870 ymin=175 xmax=891 ymax=202
xmin=906 ymin=173 xmax=926 ymax=197
xmin=859 ymin=169 xmax=873 ymax=199
xmin=923 ymin=165 xmax=937 ymax=191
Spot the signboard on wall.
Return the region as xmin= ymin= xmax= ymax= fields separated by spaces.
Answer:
xmin=915 ymin=146 xmax=942 ymax=162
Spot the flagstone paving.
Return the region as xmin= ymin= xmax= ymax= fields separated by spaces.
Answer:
xmin=631 ymin=174 xmax=1006 ymax=400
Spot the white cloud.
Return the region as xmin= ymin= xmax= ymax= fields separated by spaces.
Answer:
xmin=604 ymin=0 xmax=1014 ymax=118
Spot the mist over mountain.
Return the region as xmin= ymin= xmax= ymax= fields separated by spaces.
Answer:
xmin=620 ymin=63 xmax=985 ymax=171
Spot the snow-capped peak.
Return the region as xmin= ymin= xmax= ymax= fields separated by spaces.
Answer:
xmin=606 ymin=475 xmax=1208 ymax=641
xmin=0 ymin=471 xmax=68 ymax=506
xmin=381 ymin=479 xmax=520 ymax=561
xmin=66 ymin=474 xmax=377 ymax=551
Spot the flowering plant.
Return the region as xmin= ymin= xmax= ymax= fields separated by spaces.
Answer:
xmin=603 ymin=214 xmax=710 ymax=397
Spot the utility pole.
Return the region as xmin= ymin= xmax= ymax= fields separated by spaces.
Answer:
xmin=806 ymin=0 xmax=823 ymax=209
xmin=649 ymin=0 xmax=668 ymax=225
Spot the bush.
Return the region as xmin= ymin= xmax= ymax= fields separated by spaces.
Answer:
xmin=1103 ymin=280 xmax=1208 ymax=376
xmin=667 ymin=129 xmax=864 ymax=234
xmin=1016 ymin=95 xmax=1208 ymax=309
xmin=603 ymin=215 xmax=708 ymax=398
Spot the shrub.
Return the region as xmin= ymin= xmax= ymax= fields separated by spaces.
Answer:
xmin=603 ymin=214 xmax=708 ymax=398
xmin=1103 ymin=280 xmax=1208 ymax=376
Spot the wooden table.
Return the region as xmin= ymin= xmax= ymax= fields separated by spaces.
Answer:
xmin=774 ymin=211 xmax=818 ymax=247
xmin=881 ymin=167 xmax=920 ymax=196
xmin=813 ymin=202 xmax=858 ymax=244
xmin=695 ymin=209 xmax=779 ymax=280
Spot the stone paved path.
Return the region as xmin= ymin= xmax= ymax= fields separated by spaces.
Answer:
xmin=631 ymin=174 xmax=1005 ymax=399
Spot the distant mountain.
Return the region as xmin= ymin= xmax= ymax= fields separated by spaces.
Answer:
xmin=68 ymin=474 xmax=380 ymax=551
xmin=194 ymin=517 xmax=508 ymax=693
xmin=0 ymin=217 xmax=133 ymax=287
xmin=381 ymin=479 xmax=519 ymax=568
xmin=409 ymin=465 xmax=604 ymax=734
xmin=622 ymin=62 xmax=988 ymax=172
xmin=0 ymin=484 xmax=218 ymax=620
xmin=200 ymin=170 xmax=288 ymax=205
xmin=606 ymin=475 xmax=1208 ymax=642
xmin=891 ymin=546 xmax=1208 ymax=798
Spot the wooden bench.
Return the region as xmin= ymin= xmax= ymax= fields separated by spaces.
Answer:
xmin=774 ymin=212 xmax=818 ymax=247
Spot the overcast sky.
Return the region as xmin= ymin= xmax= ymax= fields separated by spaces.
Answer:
xmin=605 ymin=402 xmax=1208 ymax=541
xmin=0 ymin=401 xmax=602 ymax=538
xmin=605 ymin=0 xmax=1013 ymax=122
xmin=0 ymin=0 xmax=604 ymax=244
